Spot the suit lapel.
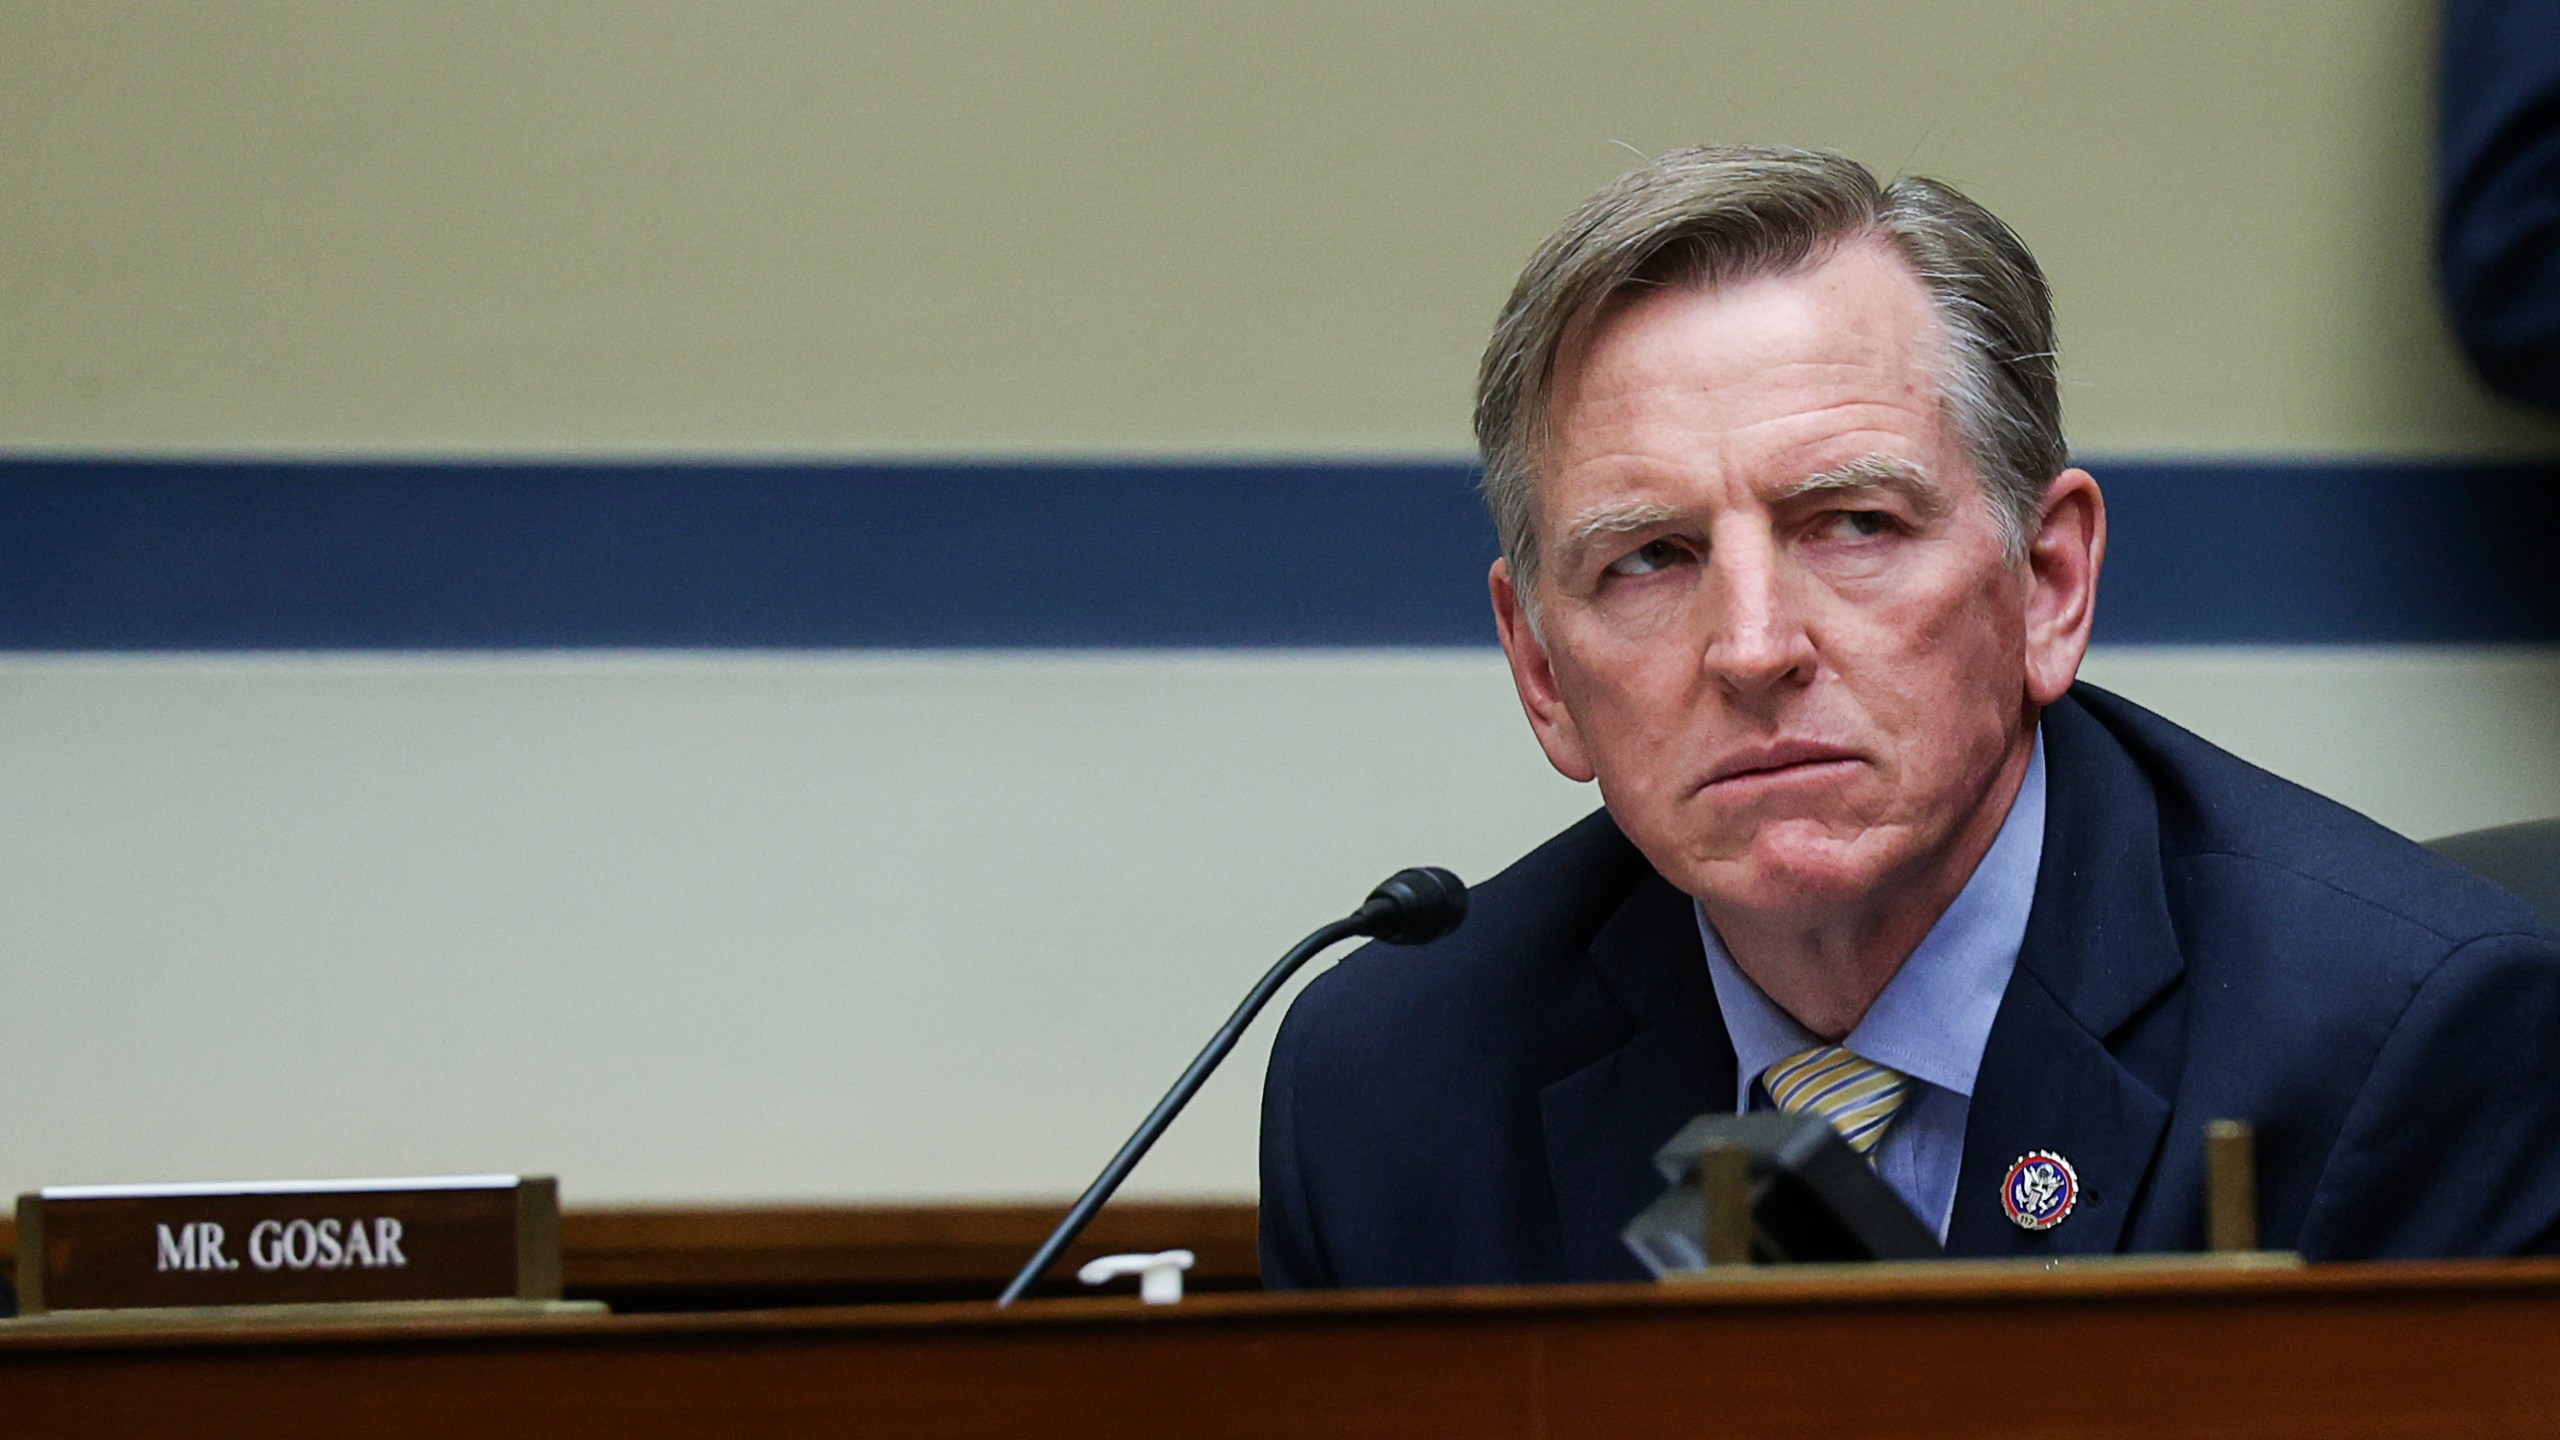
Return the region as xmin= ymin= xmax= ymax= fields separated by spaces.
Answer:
xmin=1539 ymin=870 xmax=1734 ymax=1281
xmin=1946 ymin=692 xmax=2186 ymax=1257
xmin=1945 ymin=969 xmax=2174 ymax=1255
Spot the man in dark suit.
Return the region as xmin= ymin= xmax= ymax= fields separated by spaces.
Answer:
xmin=1260 ymin=146 xmax=2560 ymax=1287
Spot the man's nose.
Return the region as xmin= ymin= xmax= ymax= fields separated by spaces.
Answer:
xmin=1701 ymin=542 xmax=1815 ymax=694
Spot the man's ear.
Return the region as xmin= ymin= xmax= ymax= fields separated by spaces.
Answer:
xmin=1491 ymin=557 xmax=1597 ymax=783
xmin=2023 ymin=467 xmax=2105 ymax=707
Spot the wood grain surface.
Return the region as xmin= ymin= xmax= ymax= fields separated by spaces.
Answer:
xmin=8 ymin=1259 xmax=2560 ymax=1438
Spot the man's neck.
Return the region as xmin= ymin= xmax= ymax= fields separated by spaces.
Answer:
xmin=1703 ymin=733 xmax=2037 ymax=1042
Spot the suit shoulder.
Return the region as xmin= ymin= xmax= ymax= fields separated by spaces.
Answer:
xmin=2069 ymin=683 xmax=2545 ymax=947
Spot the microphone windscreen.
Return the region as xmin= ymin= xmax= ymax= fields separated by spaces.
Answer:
xmin=1359 ymin=866 xmax=1468 ymax=945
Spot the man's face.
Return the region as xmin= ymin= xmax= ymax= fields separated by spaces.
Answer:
xmin=1491 ymin=240 xmax=2094 ymax=928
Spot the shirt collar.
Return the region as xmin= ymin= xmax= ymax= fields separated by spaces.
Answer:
xmin=1696 ymin=728 xmax=2046 ymax=1105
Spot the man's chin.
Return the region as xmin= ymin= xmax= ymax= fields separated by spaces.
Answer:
xmin=1672 ymin=835 xmax=1887 ymax=922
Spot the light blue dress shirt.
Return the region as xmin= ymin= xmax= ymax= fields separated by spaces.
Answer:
xmin=1695 ymin=731 xmax=2046 ymax=1240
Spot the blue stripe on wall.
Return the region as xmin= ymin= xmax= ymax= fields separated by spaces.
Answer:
xmin=2 ymin=456 xmax=2555 ymax=649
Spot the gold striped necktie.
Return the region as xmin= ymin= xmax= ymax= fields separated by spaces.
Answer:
xmin=1762 ymin=1045 xmax=1910 ymax=1158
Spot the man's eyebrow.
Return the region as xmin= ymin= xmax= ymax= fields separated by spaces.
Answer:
xmin=1559 ymin=500 xmax=1682 ymax=551
xmin=1552 ymin=457 xmax=1946 ymax=560
xmin=1772 ymin=455 xmax=1950 ymax=519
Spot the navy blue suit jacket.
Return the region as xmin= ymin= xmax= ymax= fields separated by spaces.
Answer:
xmin=1260 ymin=686 xmax=2560 ymax=1287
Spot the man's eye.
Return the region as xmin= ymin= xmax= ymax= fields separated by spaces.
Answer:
xmin=1829 ymin=510 xmax=1893 ymax=539
xmin=1606 ymin=538 xmax=1688 ymax=577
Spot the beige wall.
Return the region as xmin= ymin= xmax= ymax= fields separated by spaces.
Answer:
xmin=8 ymin=0 xmax=2560 ymax=456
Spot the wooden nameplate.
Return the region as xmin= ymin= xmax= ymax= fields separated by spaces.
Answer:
xmin=13 ymin=1174 xmax=565 ymax=1318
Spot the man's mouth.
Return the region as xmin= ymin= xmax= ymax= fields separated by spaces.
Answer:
xmin=1702 ymin=741 xmax=1863 ymax=793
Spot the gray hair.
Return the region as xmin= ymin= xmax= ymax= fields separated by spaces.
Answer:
xmin=1474 ymin=145 xmax=2066 ymax=599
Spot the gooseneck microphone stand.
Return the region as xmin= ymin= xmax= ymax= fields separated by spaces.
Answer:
xmin=996 ymin=867 xmax=1465 ymax=1307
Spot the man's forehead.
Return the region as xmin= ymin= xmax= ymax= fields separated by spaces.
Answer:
xmin=1553 ymin=239 xmax=1945 ymax=411
xmin=1532 ymin=235 xmax=1963 ymax=513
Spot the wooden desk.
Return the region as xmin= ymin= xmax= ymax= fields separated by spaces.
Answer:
xmin=557 ymin=1200 xmax=1261 ymax=1308
xmin=8 ymin=1259 xmax=2560 ymax=1437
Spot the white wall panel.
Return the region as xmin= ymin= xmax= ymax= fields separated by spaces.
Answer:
xmin=6 ymin=647 xmax=2554 ymax=1203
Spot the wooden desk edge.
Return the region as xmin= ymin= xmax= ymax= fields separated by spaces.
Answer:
xmin=9 ymin=1254 xmax=2560 ymax=1355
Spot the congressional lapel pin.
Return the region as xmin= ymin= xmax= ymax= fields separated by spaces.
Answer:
xmin=2000 ymin=1151 xmax=2079 ymax=1231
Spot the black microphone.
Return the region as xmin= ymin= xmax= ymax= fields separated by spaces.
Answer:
xmin=1349 ymin=865 xmax=1468 ymax=945
xmin=995 ymin=866 xmax=1468 ymax=1306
